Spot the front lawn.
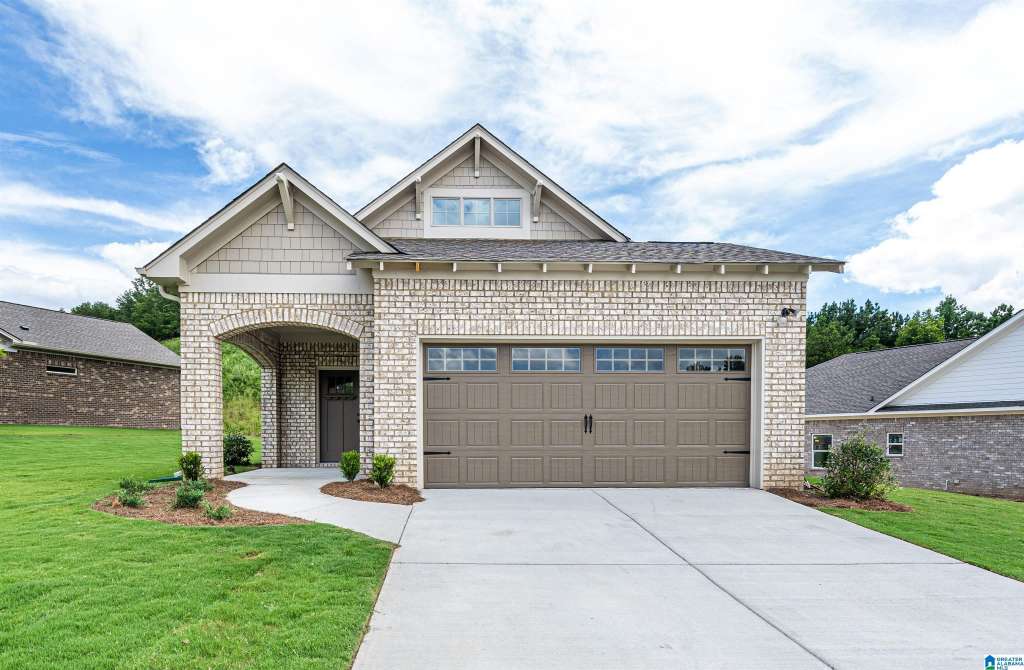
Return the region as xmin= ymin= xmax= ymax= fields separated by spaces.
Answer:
xmin=0 ymin=425 xmax=392 ymax=670
xmin=823 ymin=487 xmax=1024 ymax=582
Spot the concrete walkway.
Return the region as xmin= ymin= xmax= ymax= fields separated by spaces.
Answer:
xmin=228 ymin=470 xmax=1024 ymax=669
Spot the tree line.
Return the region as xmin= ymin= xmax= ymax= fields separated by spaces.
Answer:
xmin=71 ymin=277 xmax=180 ymax=341
xmin=806 ymin=295 xmax=1015 ymax=368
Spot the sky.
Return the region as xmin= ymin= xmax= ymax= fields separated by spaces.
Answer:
xmin=1 ymin=0 xmax=1023 ymax=315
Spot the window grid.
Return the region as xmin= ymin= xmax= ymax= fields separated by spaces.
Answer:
xmin=595 ymin=347 xmax=664 ymax=372
xmin=426 ymin=347 xmax=497 ymax=372
xmin=812 ymin=434 xmax=832 ymax=468
xmin=678 ymin=347 xmax=746 ymax=372
xmin=887 ymin=433 xmax=904 ymax=457
xmin=494 ymin=198 xmax=521 ymax=226
xmin=430 ymin=196 xmax=522 ymax=227
xmin=431 ymin=197 xmax=460 ymax=226
xmin=512 ymin=347 xmax=581 ymax=372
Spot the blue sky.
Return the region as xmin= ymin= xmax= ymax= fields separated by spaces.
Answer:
xmin=2 ymin=0 xmax=1023 ymax=314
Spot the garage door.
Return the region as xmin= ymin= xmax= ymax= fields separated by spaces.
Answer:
xmin=423 ymin=344 xmax=751 ymax=488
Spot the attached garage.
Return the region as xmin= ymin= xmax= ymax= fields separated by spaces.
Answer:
xmin=423 ymin=343 xmax=752 ymax=488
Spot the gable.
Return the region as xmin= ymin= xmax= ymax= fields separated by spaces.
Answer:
xmin=889 ymin=316 xmax=1024 ymax=408
xmin=193 ymin=201 xmax=356 ymax=275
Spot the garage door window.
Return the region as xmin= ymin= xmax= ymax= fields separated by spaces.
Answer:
xmin=678 ymin=347 xmax=746 ymax=372
xmin=427 ymin=347 xmax=497 ymax=372
xmin=595 ymin=347 xmax=664 ymax=372
xmin=512 ymin=347 xmax=581 ymax=372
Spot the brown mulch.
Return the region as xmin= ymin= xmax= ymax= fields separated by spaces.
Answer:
xmin=320 ymin=479 xmax=424 ymax=505
xmin=770 ymin=487 xmax=913 ymax=512
xmin=94 ymin=479 xmax=308 ymax=526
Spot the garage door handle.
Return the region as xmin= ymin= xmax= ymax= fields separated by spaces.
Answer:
xmin=723 ymin=377 xmax=751 ymax=381
xmin=584 ymin=414 xmax=593 ymax=434
xmin=424 ymin=450 xmax=451 ymax=456
xmin=722 ymin=450 xmax=751 ymax=454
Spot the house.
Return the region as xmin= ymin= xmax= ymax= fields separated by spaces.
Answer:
xmin=805 ymin=310 xmax=1024 ymax=497
xmin=0 ymin=301 xmax=180 ymax=429
xmin=140 ymin=124 xmax=843 ymax=488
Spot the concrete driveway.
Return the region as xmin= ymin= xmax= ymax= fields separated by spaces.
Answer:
xmin=228 ymin=474 xmax=1024 ymax=669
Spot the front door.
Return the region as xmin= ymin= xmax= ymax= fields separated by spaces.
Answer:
xmin=319 ymin=370 xmax=359 ymax=463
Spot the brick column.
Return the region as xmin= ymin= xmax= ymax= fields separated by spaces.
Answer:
xmin=179 ymin=328 xmax=224 ymax=478
xmin=260 ymin=366 xmax=279 ymax=468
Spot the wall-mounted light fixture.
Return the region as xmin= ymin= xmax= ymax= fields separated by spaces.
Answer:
xmin=777 ymin=306 xmax=799 ymax=326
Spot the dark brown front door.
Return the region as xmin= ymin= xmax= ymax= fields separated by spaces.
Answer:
xmin=319 ymin=370 xmax=359 ymax=463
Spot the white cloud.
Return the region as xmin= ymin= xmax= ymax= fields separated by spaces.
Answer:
xmin=198 ymin=138 xmax=255 ymax=185
xmin=847 ymin=139 xmax=1024 ymax=310
xmin=0 ymin=239 xmax=169 ymax=308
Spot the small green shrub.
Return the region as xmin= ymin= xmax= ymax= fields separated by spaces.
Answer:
xmin=118 ymin=477 xmax=153 ymax=495
xmin=201 ymin=501 xmax=232 ymax=521
xmin=821 ymin=433 xmax=898 ymax=500
xmin=116 ymin=491 xmax=144 ymax=508
xmin=370 ymin=454 xmax=396 ymax=489
xmin=179 ymin=451 xmax=205 ymax=482
xmin=224 ymin=433 xmax=253 ymax=471
xmin=340 ymin=451 xmax=361 ymax=482
xmin=173 ymin=481 xmax=205 ymax=508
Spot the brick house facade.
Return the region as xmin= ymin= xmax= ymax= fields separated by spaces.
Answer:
xmin=142 ymin=125 xmax=843 ymax=488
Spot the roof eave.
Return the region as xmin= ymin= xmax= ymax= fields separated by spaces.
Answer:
xmin=12 ymin=342 xmax=181 ymax=369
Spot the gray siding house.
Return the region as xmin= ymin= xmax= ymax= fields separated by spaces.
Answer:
xmin=141 ymin=125 xmax=843 ymax=489
xmin=806 ymin=310 xmax=1024 ymax=497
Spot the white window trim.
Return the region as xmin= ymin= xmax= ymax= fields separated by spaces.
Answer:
xmin=811 ymin=434 xmax=832 ymax=469
xmin=424 ymin=187 xmax=531 ymax=239
xmin=45 ymin=365 xmax=78 ymax=376
xmin=886 ymin=432 xmax=904 ymax=457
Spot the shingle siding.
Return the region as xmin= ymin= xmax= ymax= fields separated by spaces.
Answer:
xmin=433 ymin=156 xmax=519 ymax=188
xmin=805 ymin=415 xmax=1024 ymax=497
xmin=0 ymin=348 xmax=179 ymax=429
xmin=531 ymin=204 xmax=588 ymax=240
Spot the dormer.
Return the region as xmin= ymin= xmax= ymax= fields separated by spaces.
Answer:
xmin=356 ymin=124 xmax=629 ymax=242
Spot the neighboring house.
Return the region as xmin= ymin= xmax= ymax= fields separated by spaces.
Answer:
xmin=0 ymin=301 xmax=180 ymax=429
xmin=805 ymin=310 xmax=1024 ymax=497
xmin=140 ymin=124 xmax=843 ymax=488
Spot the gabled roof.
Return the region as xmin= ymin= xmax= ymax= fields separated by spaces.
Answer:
xmin=806 ymin=339 xmax=975 ymax=415
xmin=349 ymin=238 xmax=843 ymax=267
xmin=0 ymin=301 xmax=180 ymax=368
xmin=355 ymin=124 xmax=630 ymax=242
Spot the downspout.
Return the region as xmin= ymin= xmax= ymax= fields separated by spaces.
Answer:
xmin=157 ymin=284 xmax=181 ymax=304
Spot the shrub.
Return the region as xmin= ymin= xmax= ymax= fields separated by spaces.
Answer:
xmin=821 ymin=433 xmax=898 ymax=500
xmin=173 ymin=481 xmax=206 ymax=508
xmin=116 ymin=491 xmax=144 ymax=508
xmin=370 ymin=454 xmax=396 ymax=489
xmin=224 ymin=433 xmax=253 ymax=470
xmin=179 ymin=451 xmax=205 ymax=482
xmin=340 ymin=451 xmax=361 ymax=482
xmin=118 ymin=477 xmax=153 ymax=495
xmin=201 ymin=501 xmax=232 ymax=521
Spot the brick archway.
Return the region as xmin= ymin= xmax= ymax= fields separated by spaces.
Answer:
xmin=208 ymin=307 xmax=364 ymax=341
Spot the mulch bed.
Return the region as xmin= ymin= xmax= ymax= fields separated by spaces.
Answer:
xmin=94 ymin=479 xmax=307 ymax=526
xmin=770 ymin=487 xmax=913 ymax=512
xmin=320 ymin=479 xmax=424 ymax=505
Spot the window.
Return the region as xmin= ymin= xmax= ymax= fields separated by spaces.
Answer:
xmin=430 ymin=196 xmax=522 ymax=227
xmin=46 ymin=365 xmax=77 ymax=376
xmin=887 ymin=433 xmax=904 ymax=457
xmin=426 ymin=347 xmax=497 ymax=372
xmin=678 ymin=347 xmax=746 ymax=372
xmin=595 ymin=347 xmax=664 ymax=372
xmin=494 ymin=198 xmax=521 ymax=226
xmin=812 ymin=434 xmax=832 ymax=468
xmin=512 ymin=347 xmax=581 ymax=372
xmin=463 ymin=198 xmax=490 ymax=226
xmin=432 ymin=197 xmax=460 ymax=226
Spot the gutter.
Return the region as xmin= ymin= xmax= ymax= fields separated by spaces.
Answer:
xmin=807 ymin=406 xmax=1024 ymax=420
xmin=11 ymin=343 xmax=180 ymax=370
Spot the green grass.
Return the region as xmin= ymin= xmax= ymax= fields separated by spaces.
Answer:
xmin=822 ymin=487 xmax=1024 ymax=582
xmin=0 ymin=425 xmax=393 ymax=669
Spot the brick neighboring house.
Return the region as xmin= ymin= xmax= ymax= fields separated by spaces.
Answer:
xmin=805 ymin=310 xmax=1024 ymax=497
xmin=0 ymin=302 xmax=180 ymax=429
xmin=140 ymin=124 xmax=844 ymax=488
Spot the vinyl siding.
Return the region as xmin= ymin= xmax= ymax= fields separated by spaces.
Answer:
xmin=893 ymin=319 xmax=1024 ymax=406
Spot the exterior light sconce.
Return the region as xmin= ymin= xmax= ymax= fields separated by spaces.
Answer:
xmin=777 ymin=306 xmax=799 ymax=326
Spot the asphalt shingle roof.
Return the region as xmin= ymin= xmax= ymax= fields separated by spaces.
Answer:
xmin=0 ymin=301 xmax=180 ymax=368
xmin=806 ymin=339 xmax=975 ymax=415
xmin=348 ymin=239 xmax=843 ymax=265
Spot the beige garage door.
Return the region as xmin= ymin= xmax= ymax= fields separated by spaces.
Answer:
xmin=423 ymin=344 xmax=751 ymax=488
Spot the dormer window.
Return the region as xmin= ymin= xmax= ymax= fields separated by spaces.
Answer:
xmin=424 ymin=186 xmax=530 ymax=238
xmin=430 ymin=195 xmax=522 ymax=227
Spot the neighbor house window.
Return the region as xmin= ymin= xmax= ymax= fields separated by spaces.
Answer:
xmin=426 ymin=347 xmax=497 ymax=372
xmin=45 ymin=365 xmax=77 ymax=376
xmin=512 ymin=347 xmax=581 ymax=372
xmin=887 ymin=433 xmax=904 ymax=457
xmin=812 ymin=434 xmax=832 ymax=468
xmin=678 ymin=347 xmax=746 ymax=372
xmin=432 ymin=197 xmax=460 ymax=226
xmin=430 ymin=196 xmax=522 ymax=227
xmin=596 ymin=347 xmax=664 ymax=372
